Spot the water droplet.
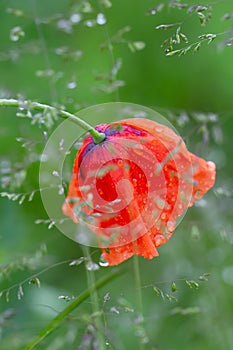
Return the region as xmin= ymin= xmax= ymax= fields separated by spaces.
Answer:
xmin=70 ymin=13 xmax=82 ymax=24
xmin=40 ymin=153 xmax=48 ymax=162
xmin=86 ymin=261 xmax=100 ymax=271
xmin=57 ymin=19 xmax=73 ymax=33
xmin=67 ymin=81 xmax=77 ymax=89
xmin=154 ymin=234 xmax=166 ymax=246
xmin=167 ymin=220 xmax=176 ymax=232
xmin=85 ymin=19 xmax=96 ymax=27
xmin=97 ymin=13 xmax=107 ymax=25
xmin=99 ymin=255 xmax=109 ymax=267
xmin=155 ymin=127 xmax=163 ymax=133
xmin=207 ymin=161 xmax=215 ymax=170
xmin=117 ymin=159 xmax=123 ymax=167
xmin=195 ymin=198 xmax=207 ymax=207
xmin=161 ymin=213 xmax=166 ymax=220
xmin=155 ymin=197 xmax=165 ymax=210
xmin=132 ymin=178 xmax=137 ymax=187
xmin=52 ymin=170 xmax=60 ymax=177
xmin=58 ymin=184 xmax=64 ymax=195
xmin=10 ymin=26 xmax=25 ymax=42
xmin=194 ymin=190 xmax=203 ymax=200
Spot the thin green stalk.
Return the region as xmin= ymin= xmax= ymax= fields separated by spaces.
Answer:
xmin=133 ymin=255 xmax=145 ymax=350
xmin=23 ymin=267 xmax=124 ymax=350
xmin=83 ymin=247 xmax=106 ymax=349
xmin=0 ymin=98 xmax=105 ymax=144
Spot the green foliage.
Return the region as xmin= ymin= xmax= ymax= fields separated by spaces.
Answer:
xmin=153 ymin=0 xmax=233 ymax=55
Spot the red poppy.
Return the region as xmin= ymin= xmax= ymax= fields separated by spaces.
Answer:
xmin=62 ymin=118 xmax=216 ymax=265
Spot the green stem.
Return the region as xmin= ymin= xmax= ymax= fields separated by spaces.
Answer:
xmin=23 ymin=267 xmax=124 ymax=350
xmin=0 ymin=98 xmax=105 ymax=144
xmin=83 ymin=247 xmax=106 ymax=349
xmin=133 ymin=256 xmax=145 ymax=350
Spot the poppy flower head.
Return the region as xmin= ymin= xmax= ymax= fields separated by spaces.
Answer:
xmin=63 ymin=118 xmax=216 ymax=266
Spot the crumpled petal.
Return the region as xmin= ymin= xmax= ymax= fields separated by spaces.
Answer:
xmin=63 ymin=118 xmax=216 ymax=265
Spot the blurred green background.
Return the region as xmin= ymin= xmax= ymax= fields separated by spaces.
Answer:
xmin=0 ymin=1 xmax=233 ymax=349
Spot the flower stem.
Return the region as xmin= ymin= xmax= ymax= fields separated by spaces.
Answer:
xmin=0 ymin=98 xmax=105 ymax=144
xmin=22 ymin=267 xmax=125 ymax=350
xmin=83 ymin=247 xmax=106 ymax=349
xmin=133 ymin=256 xmax=145 ymax=350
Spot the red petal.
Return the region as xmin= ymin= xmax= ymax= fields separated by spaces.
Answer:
xmin=63 ymin=118 xmax=216 ymax=265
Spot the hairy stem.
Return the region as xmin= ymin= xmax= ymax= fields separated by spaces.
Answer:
xmin=0 ymin=98 xmax=105 ymax=144
xmin=23 ymin=267 xmax=125 ymax=350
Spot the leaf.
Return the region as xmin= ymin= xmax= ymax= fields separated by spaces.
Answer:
xmin=6 ymin=290 xmax=10 ymax=302
xmin=29 ymin=277 xmax=41 ymax=288
xmin=19 ymin=195 xmax=26 ymax=205
xmin=166 ymin=49 xmax=181 ymax=56
xmin=175 ymin=27 xmax=181 ymax=44
xmin=69 ymin=257 xmax=85 ymax=266
xmin=100 ymin=0 xmax=112 ymax=8
xmin=171 ymin=281 xmax=177 ymax=292
xmin=147 ymin=3 xmax=164 ymax=15
xmin=194 ymin=42 xmax=201 ymax=52
xmin=165 ymin=293 xmax=178 ymax=302
xmin=129 ymin=41 xmax=146 ymax=52
xmin=153 ymin=286 xmax=160 ymax=296
xmin=180 ymin=33 xmax=188 ymax=43
xmin=171 ymin=306 xmax=201 ymax=315
xmin=198 ymin=273 xmax=210 ymax=282
xmin=153 ymin=286 xmax=165 ymax=300
xmin=170 ymin=2 xmax=188 ymax=10
xmin=22 ymin=268 xmax=125 ymax=350
xmin=17 ymin=285 xmax=24 ymax=300
xmin=185 ymin=280 xmax=199 ymax=289
xmin=28 ymin=191 xmax=35 ymax=201
xmin=155 ymin=23 xmax=179 ymax=30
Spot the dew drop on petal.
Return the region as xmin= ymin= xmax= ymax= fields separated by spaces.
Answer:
xmin=207 ymin=161 xmax=216 ymax=170
xmin=166 ymin=220 xmax=176 ymax=232
xmin=194 ymin=190 xmax=203 ymax=200
xmin=155 ymin=197 xmax=165 ymax=210
xmin=161 ymin=213 xmax=166 ymax=220
xmin=117 ymin=159 xmax=123 ymax=167
xmin=99 ymin=255 xmax=109 ymax=267
xmin=154 ymin=234 xmax=166 ymax=246
xmin=155 ymin=127 xmax=163 ymax=133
